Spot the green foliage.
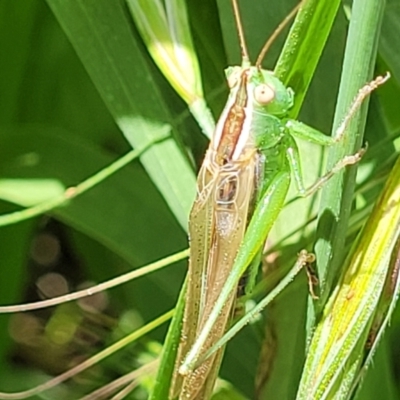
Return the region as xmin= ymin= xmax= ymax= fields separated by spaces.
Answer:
xmin=0 ymin=0 xmax=399 ymax=399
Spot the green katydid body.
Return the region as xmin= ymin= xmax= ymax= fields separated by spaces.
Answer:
xmin=171 ymin=64 xmax=298 ymax=399
xmin=171 ymin=52 xmax=369 ymax=397
xmin=169 ymin=1 xmax=375 ymax=396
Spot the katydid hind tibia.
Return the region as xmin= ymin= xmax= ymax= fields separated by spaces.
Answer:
xmin=169 ymin=1 xmax=386 ymax=399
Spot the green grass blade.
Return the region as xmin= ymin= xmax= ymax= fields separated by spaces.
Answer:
xmin=297 ymin=156 xmax=400 ymax=399
xmin=275 ymin=0 xmax=341 ymax=117
xmin=313 ymin=0 xmax=387 ymax=313
xmin=46 ymin=0 xmax=196 ymax=229
xmin=380 ymin=0 xmax=400 ymax=83
xmin=127 ymin=0 xmax=215 ymax=139
xmin=127 ymin=0 xmax=202 ymax=104
xmin=149 ymin=279 xmax=187 ymax=400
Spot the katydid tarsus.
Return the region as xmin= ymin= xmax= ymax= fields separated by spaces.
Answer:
xmin=169 ymin=0 xmax=388 ymax=398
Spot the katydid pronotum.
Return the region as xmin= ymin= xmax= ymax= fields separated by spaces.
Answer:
xmin=0 ymin=0 xmax=390 ymax=398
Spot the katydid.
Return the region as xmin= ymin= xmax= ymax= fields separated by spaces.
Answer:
xmin=169 ymin=0 xmax=387 ymax=398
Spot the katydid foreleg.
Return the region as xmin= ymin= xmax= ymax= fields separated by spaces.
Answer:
xmin=286 ymin=73 xmax=390 ymax=197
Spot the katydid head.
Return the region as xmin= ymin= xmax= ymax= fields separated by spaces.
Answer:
xmin=254 ymin=69 xmax=294 ymax=116
xmin=213 ymin=0 xmax=299 ymax=160
xmin=225 ymin=66 xmax=293 ymax=116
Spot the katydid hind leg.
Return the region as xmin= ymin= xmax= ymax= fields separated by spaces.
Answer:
xmin=200 ymin=250 xmax=316 ymax=366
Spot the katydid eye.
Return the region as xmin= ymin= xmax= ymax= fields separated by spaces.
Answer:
xmin=254 ymin=83 xmax=275 ymax=104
